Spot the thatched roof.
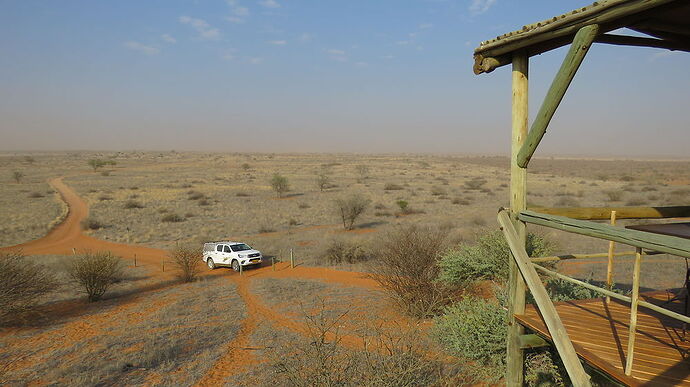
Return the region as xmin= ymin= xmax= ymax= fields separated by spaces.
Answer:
xmin=473 ymin=0 xmax=690 ymax=74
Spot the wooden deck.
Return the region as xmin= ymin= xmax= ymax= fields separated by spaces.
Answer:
xmin=516 ymin=291 xmax=690 ymax=386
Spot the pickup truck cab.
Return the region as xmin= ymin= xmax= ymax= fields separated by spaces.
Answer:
xmin=202 ymin=241 xmax=263 ymax=271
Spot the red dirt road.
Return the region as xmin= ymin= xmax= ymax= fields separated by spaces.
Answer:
xmin=1 ymin=176 xmax=389 ymax=386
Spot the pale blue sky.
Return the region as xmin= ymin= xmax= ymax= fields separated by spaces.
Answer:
xmin=1 ymin=0 xmax=688 ymax=156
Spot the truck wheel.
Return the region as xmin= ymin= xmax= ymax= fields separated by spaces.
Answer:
xmin=231 ymin=260 xmax=240 ymax=272
xmin=207 ymin=258 xmax=216 ymax=270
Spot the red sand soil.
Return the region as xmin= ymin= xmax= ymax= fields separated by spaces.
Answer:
xmin=0 ymin=176 xmax=408 ymax=385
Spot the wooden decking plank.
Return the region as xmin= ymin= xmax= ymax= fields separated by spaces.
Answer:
xmin=516 ymin=291 xmax=690 ymax=386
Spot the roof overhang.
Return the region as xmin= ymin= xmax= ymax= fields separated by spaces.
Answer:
xmin=473 ymin=0 xmax=690 ymax=74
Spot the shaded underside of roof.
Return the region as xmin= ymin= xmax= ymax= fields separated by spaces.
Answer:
xmin=473 ymin=0 xmax=690 ymax=74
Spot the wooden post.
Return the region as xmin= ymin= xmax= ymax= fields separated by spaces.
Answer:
xmin=134 ymin=254 xmax=137 ymax=267
xmin=239 ymin=261 xmax=243 ymax=276
xmin=272 ymin=256 xmax=275 ymax=271
xmin=162 ymin=261 xmax=165 ymax=272
xmin=606 ymin=210 xmax=617 ymax=303
xmin=290 ymin=249 xmax=294 ymax=269
xmin=499 ymin=211 xmax=591 ymax=386
xmin=72 ymin=248 xmax=77 ymax=255
xmin=517 ymin=24 xmax=600 ymax=168
xmin=625 ymin=247 xmax=643 ymax=376
xmin=506 ymin=52 xmax=528 ymax=387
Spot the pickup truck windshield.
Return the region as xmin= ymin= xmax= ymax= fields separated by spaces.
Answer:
xmin=230 ymin=244 xmax=252 ymax=252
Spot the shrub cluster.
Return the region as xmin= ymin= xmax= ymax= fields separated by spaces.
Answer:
xmin=0 ymin=251 xmax=57 ymax=326
xmin=437 ymin=230 xmax=553 ymax=287
xmin=66 ymin=251 xmax=124 ymax=302
xmin=274 ymin=301 xmax=452 ymax=386
xmin=369 ymin=226 xmax=452 ymax=318
xmin=169 ymin=245 xmax=200 ymax=282
xmin=323 ymin=239 xmax=369 ymax=264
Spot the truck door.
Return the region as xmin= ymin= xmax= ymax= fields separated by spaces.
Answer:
xmin=223 ymin=245 xmax=232 ymax=262
xmin=215 ymin=244 xmax=223 ymax=261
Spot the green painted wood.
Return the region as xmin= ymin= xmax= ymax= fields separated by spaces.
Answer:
xmin=516 ymin=24 xmax=599 ymax=168
xmin=499 ymin=210 xmax=592 ymax=386
xmin=519 ymin=210 xmax=690 ymax=258
xmin=519 ymin=334 xmax=550 ymax=349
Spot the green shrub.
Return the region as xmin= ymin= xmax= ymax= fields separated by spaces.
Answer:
xmin=438 ymin=230 xmax=553 ymax=287
xmin=434 ymin=293 xmax=507 ymax=380
xmin=66 ymin=251 xmax=124 ymax=302
xmin=0 ymin=251 xmax=57 ymax=325
xmin=395 ymin=200 xmax=409 ymax=212
xmin=525 ymin=349 xmax=567 ymax=387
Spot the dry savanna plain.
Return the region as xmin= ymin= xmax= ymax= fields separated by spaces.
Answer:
xmin=1 ymin=151 xmax=689 ymax=386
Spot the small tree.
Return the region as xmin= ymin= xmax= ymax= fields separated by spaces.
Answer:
xmin=355 ymin=165 xmax=369 ymax=183
xmin=88 ymin=159 xmax=106 ymax=172
xmin=24 ymin=156 xmax=35 ymax=164
xmin=335 ymin=194 xmax=370 ymax=230
xmin=316 ymin=173 xmax=331 ymax=192
xmin=169 ymin=245 xmax=200 ymax=282
xmin=0 ymin=251 xmax=56 ymax=326
xmin=66 ymin=251 xmax=124 ymax=302
xmin=270 ymin=173 xmax=290 ymax=198
xmin=395 ymin=200 xmax=409 ymax=213
xmin=12 ymin=171 xmax=24 ymax=183
xmin=241 ymin=163 xmax=251 ymax=171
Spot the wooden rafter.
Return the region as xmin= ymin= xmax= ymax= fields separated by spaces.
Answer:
xmin=595 ymin=33 xmax=690 ymax=51
xmin=527 ymin=205 xmax=690 ymax=220
xmin=516 ymin=24 xmax=599 ymax=168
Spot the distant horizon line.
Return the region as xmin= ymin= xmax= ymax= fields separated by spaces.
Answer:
xmin=1 ymin=149 xmax=689 ymax=162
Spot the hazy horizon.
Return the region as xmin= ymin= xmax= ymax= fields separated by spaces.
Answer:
xmin=2 ymin=0 xmax=688 ymax=156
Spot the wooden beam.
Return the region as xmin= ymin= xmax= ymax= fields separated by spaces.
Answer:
xmin=516 ymin=24 xmax=599 ymax=168
xmin=531 ymin=250 xmax=639 ymax=263
xmin=519 ymin=334 xmax=549 ymax=349
xmin=625 ymin=248 xmax=643 ymax=375
xmin=595 ymin=34 xmax=690 ymax=52
xmin=527 ymin=205 xmax=690 ymax=220
xmin=498 ymin=210 xmax=592 ymax=386
xmin=519 ymin=210 xmax=690 ymax=258
xmin=506 ymin=52 xmax=528 ymax=387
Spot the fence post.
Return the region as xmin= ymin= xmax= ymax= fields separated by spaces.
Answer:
xmin=239 ymin=261 xmax=243 ymax=276
xmin=625 ymin=247 xmax=643 ymax=376
xmin=606 ymin=210 xmax=617 ymax=303
xmin=272 ymin=256 xmax=275 ymax=271
xmin=290 ymin=249 xmax=294 ymax=269
xmin=162 ymin=261 xmax=165 ymax=272
xmin=134 ymin=254 xmax=137 ymax=267
xmin=72 ymin=248 xmax=76 ymax=255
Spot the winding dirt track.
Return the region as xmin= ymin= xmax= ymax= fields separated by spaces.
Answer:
xmin=1 ymin=176 xmax=382 ymax=386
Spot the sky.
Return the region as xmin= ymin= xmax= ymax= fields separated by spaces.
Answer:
xmin=1 ymin=0 xmax=688 ymax=156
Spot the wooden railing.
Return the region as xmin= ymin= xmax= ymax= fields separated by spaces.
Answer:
xmin=498 ymin=207 xmax=690 ymax=377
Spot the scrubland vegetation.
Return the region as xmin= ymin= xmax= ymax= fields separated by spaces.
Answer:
xmin=1 ymin=151 xmax=688 ymax=385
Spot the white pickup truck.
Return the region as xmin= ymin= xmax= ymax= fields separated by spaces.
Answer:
xmin=202 ymin=241 xmax=263 ymax=271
